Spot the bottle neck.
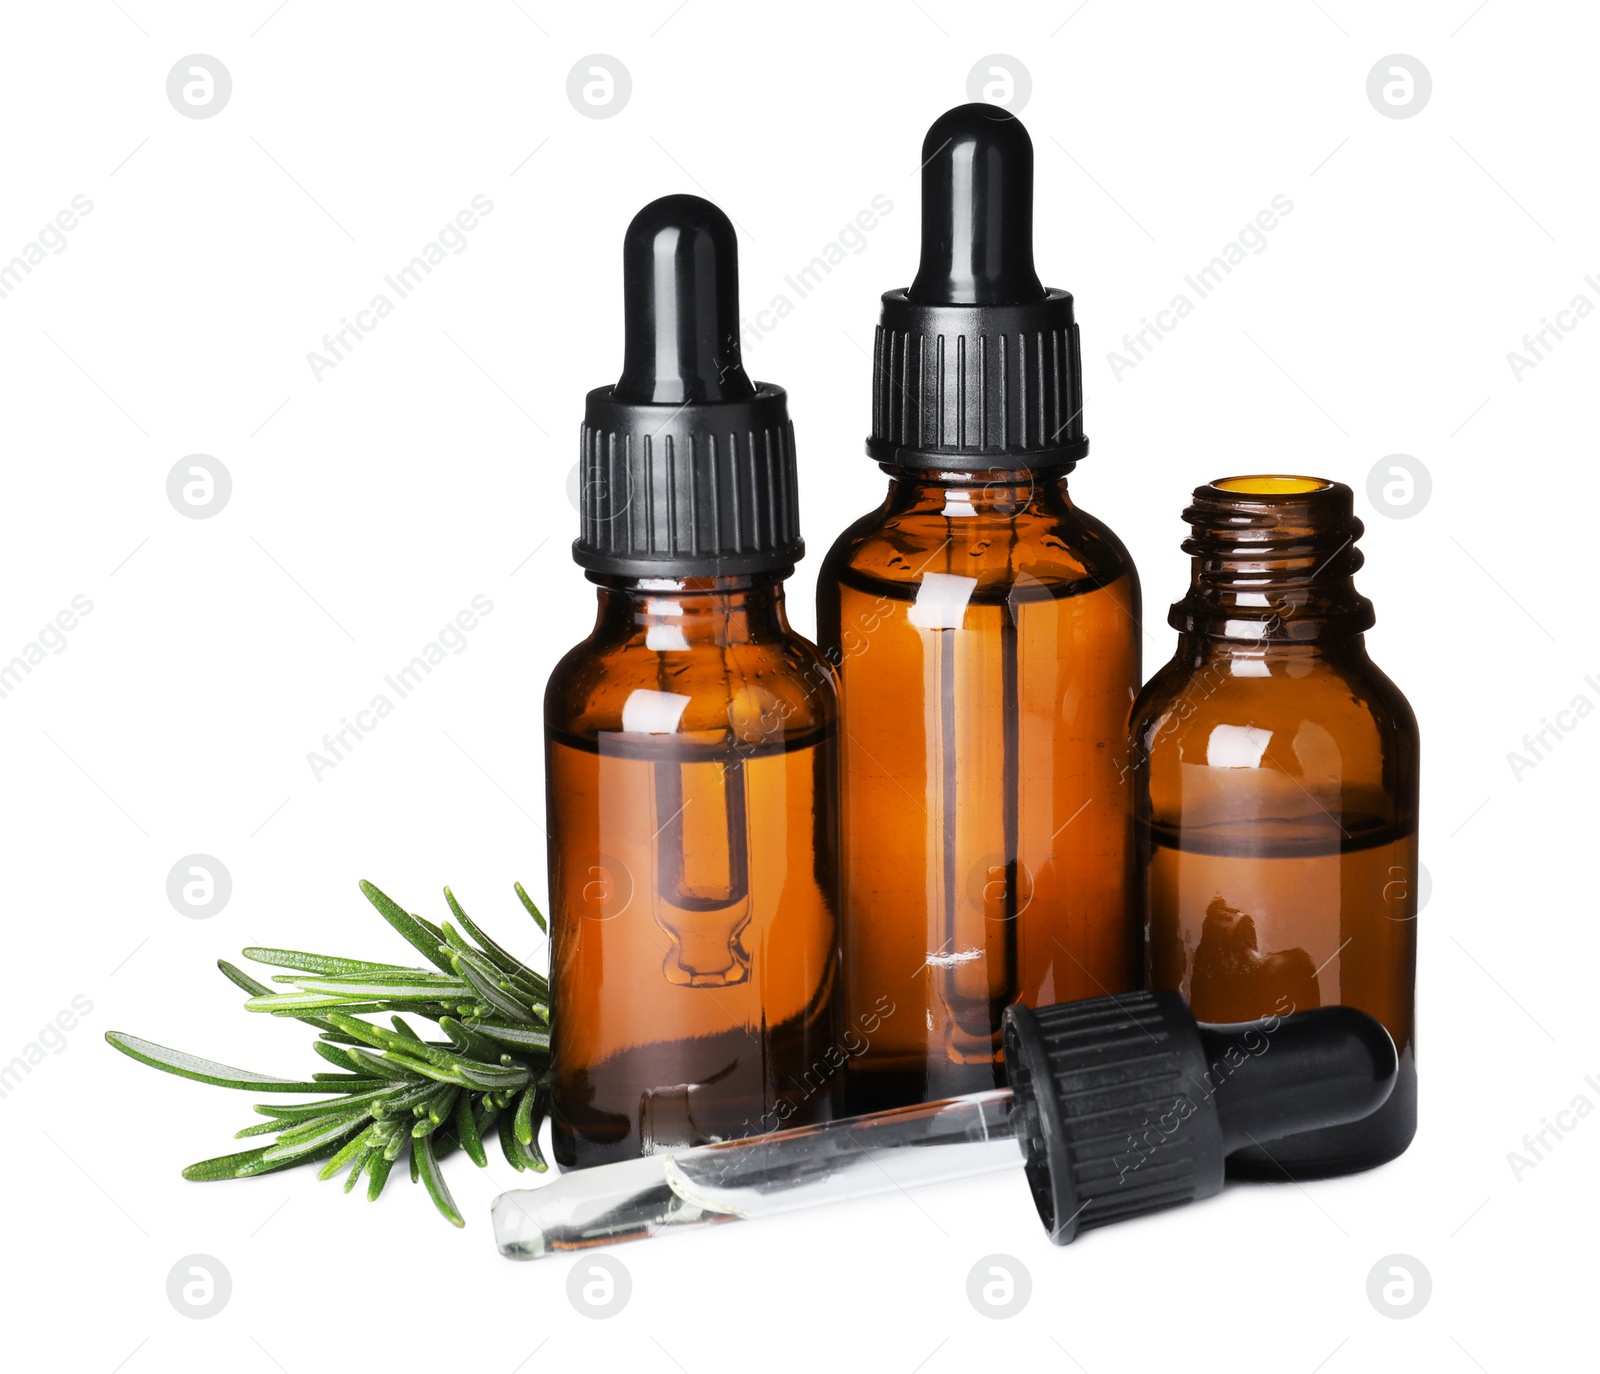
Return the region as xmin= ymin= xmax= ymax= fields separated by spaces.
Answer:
xmin=589 ymin=572 xmax=791 ymax=648
xmin=881 ymin=465 xmax=1074 ymax=517
xmin=1170 ymin=477 xmax=1374 ymax=649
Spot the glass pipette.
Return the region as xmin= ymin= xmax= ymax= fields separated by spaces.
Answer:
xmin=494 ymin=990 xmax=1397 ymax=1259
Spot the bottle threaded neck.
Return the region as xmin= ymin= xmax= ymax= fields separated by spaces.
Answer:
xmin=1170 ymin=476 xmax=1374 ymax=641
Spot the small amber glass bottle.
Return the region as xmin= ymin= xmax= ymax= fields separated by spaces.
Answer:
xmin=819 ymin=105 xmax=1141 ymax=1113
xmin=546 ymin=196 xmax=839 ymax=1168
xmin=1131 ymin=476 xmax=1419 ymax=1178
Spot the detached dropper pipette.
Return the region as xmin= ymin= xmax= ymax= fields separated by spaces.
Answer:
xmin=493 ymin=990 xmax=1396 ymax=1258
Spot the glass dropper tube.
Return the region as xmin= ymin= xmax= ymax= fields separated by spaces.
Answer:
xmin=639 ymin=578 xmax=755 ymax=989
xmin=498 ymin=995 xmax=1401 ymax=1259
xmin=493 ymin=1089 xmax=1018 ymax=1260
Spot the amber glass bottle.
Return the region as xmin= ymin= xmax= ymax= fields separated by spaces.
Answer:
xmin=546 ymin=196 xmax=838 ymax=1168
xmin=819 ymin=104 xmax=1140 ymax=1113
xmin=1132 ymin=476 xmax=1419 ymax=1178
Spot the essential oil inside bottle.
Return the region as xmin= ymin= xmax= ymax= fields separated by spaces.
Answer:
xmin=1133 ymin=475 xmax=1418 ymax=1177
xmin=824 ymin=471 xmax=1138 ymax=1108
xmin=546 ymin=197 xmax=840 ymax=1167
xmin=819 ymin=104 xmax=1141 ymax=1113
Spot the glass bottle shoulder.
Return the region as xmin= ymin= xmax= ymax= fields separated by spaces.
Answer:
xmin=819 ymin=477 xmax=1138 ymax=601
xmin=1131 ymin=642 xmax=1419 ymax=784
xmin=545 ymin=615 xmax=836 ymax=745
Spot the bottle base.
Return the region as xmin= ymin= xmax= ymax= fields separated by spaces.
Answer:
xmin=552 ymin=1014 xmax=842 ymax=1169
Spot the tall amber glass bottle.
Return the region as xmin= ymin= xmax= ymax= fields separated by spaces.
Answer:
xmin=546 ymin=196 xmax=838 ymax=1168
xmin=818 ymin=105 xmax=1140 ymax=1113
xmin=1132 ymin=476 xmax=1419 ymax=1178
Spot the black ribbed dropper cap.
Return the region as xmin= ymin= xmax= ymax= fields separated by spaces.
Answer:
xmin=1003 ymin=991 xmax=1397 ymax=1244
xmin=575 ymin=194 xmax=802 ymax=578
xmin=868 ymin=104 xmax=1087 ymax=471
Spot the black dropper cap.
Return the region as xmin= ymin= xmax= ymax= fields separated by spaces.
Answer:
xmin=575 ymin=194 xmax=802 ymax=578
xmin=1003 ymin=991 xmax=1397 ymax=1244
xmin=868 ymin=104 xmax=1088 ymax=471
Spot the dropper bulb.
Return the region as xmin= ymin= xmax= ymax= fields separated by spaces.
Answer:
xmin=614 ymin=194 xmax=756 ymax=405
xmin=907 ymin=103 xmax=1045 ymax=306
xmin=1201 ymin=1005 xmax=1398 ymax=1156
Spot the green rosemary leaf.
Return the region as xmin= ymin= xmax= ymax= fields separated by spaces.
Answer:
xmin=367 ymin=1082 xmax=449 ymax=1120
xmin=463 ymin=1019 xmax=551 ymax=1053
xmin=358 ymin=880 xmax=456 ymax=974
xmin=236 ymin=1135 xmax=353 ymax=1177
xmin=340 ymin=1046 xmax=423 ymax=1083
xmin=351 ymin=1021 xmax=524 ymax=1091
xmin=528 ymin=1087 xmax=553 ymax=1164
xmin=444 ymin=887 xmax=546 ymax=993
xmin=365 ymin=1148 xmax=397 ymax=1200
xmin=284 ymin=972 xmax=468 ymax=994
xmin=309 ymin=1073 xmax=385 ymax=1086
xmin=270 ymin=1107 xmax=372 ymax=1149
xmin=312 ymin=1042 xmax=364 ymax=1073
xmin=183 ymin=1147 xmax=276 ymax=1181
xmin=501 ymin=971 xmax=551 ymax=1009
xmin=217 ymin=959 xmax=270 ymax=996
xmin=471 ymin=950 xmax=548 ymax=1004
xmin=378 ymin=1051 xmax=461 ymax=1085
xmin=219 ymin=960 xmax=338 ymax=1031
xmin=342 ymin=1151 xmax=368 ymax=1193
xmin=260 ymin=1115 xmax=369 ymax=1164
xmin=413 ymin=913 xmax=450 ymax=950
xmin=320 ymin=1012 xmax=393 ymax=1053
xmin=437 ymin=1015 xmax=507 ymax=1064
xmin=394 ymin=1034 xmax=489 ymax=1072
xmin=498 ymin=1108 xmax=526 ymax=1173
xmin=405 ymin=1084 xmax=454 ymax=1123
xmin=451 ymin=947 xmax=536 ymax=1023
xmin=278 ymin=987 xmax=468 ymax=1009
xmin=474 ymin=1100 xmax=502 ymax=1141
xmin=369 ymin=1051 xmax=452 ymax=1087
xmin=233 ymin=1119 xmax=285 ymax=1139
xmin=104 ymin=1032 xmax=331 ymax=1093
xmin=245 ymin=993 xmax=406 ymax=1015
xmin=494 ymin=993 xmax=549 ymax=1025
xmin=513 ymin=1083 xmax=537 ymax=1146
xmin=318 ymin=1124 xmax=379 ymax=1180
xmin=514 ymin=881 xmax=548 ymax=934
xmin=250 ymin=1085 xmax=397 ymax=1119
xmin=324 ymin=1012 xmax=463 ymax=1071
xmin=454 ymin=1090 xmax=487 ymax=1167
xmin=448 ymin=1059 xmax=532 ymax=1091
xmin=244 ymin=947 xmax=413 ymax=976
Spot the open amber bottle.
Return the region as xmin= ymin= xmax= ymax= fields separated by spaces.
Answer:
xmin=818 ymin=105 xmax=1140 ymax=1113
xmin=546 ymin=196 xmax=838 ymax=1168
xmin=1131 ymin=476 xmax=1419 ymax=1178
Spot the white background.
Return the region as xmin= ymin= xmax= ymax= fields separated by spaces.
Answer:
xmin=2 ymin=1 xmax=1595 ymax=1370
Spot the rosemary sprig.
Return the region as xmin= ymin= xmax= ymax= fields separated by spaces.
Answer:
xmin=105 ymin=880 xmax=552 ymax=1227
